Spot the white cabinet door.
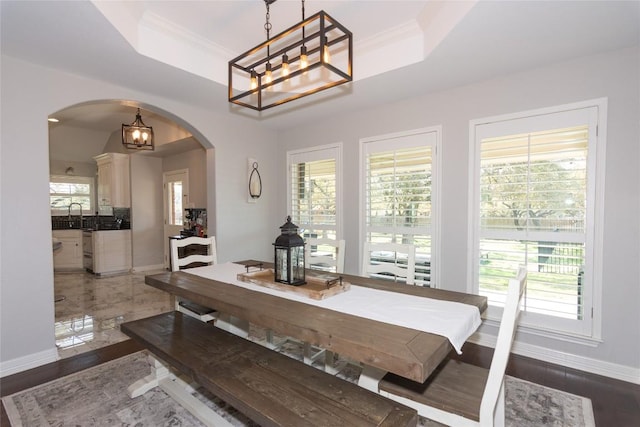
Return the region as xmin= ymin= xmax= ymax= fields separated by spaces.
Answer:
xmin=93 ymin=230 xmax=132 ymax=274
xmin=94 ymin=153 xmax=130 ymax=209
xmin=109 ymin=154 xmax=130 ymax=207
xmin=53 ymin=230 xmax=83 ymax=270
xmin=97 ymin=160 xmax=112 ymax=208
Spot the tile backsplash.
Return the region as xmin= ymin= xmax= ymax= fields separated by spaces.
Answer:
xmin=52 ymin=208 xmax=131 ymax=230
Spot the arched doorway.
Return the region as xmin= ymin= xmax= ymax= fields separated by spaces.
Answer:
xmin=49 ymin=99 xmax=214 ymax=358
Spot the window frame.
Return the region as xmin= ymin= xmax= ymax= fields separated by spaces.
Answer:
xmin=286 ymin=143 xmax=343 ymax=242
xmin=359 ymin=127 xmax=441 ymax=287
xmin=468 ymin=98 xmax=607 ymax=342
xmin=50 ymin=174 xmax=95 ymax=216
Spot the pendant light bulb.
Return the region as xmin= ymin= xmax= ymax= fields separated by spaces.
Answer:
xmin=282 ymin=54 xmax=290 ymax=77
xmin=265 ymin=63 xmax=273 ymax=85
xmin=323 ymin=40 xmax=331 ymax=64
xmin=300 ymin=45 xmax=308 ymax=70
xmin=250 ymin=70 xmax=258 ymax=90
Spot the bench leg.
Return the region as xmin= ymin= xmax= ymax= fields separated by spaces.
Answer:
xmin=160 ymin=375 xmax=233 ymax=427
xmin=358 ymin=364 xmax=387 ymax=392
xmin=128 ymin=354 xmax=234 ymax=427
xmin=128 ymin=354 xmax=171 ymax=398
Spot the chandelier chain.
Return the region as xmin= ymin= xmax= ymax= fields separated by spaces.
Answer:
xmin=264 ymin=1 xmax=272 ymax=39
xmin=301 ymin=0 xmax=305 ymax=43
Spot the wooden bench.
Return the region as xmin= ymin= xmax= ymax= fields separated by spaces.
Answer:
xmin=379 ymin=359 xmax=488 ymax=421
xmin=121 ymin=311 xmax=418 ymax=427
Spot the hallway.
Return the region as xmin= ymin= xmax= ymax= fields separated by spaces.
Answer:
xmin=54 ymin=270 xmax=172 ymax=359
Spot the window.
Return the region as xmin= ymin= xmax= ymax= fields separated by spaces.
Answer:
xmin=361 ymin=128 xmax=440 ymax=286
xmin=469 ymin=99 xmax=606 ymax=339
xmin=288 ymin=143 xmax=342 ymax=242
xmin=50 ymin=175 xmax=94 ymax=215
xmin=164 ymin=169 xmax=189 ymax=228
xmin=167 ymin=181 xmax=184 ymax=226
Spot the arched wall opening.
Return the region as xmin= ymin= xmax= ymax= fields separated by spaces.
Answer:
xmin=48 ymin=98 xmax=216 ymax=270
xmin=2 ymin=55 xmax=278 ymax=373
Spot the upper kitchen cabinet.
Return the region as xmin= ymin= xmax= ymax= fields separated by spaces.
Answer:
xmin=94 ymin=153 xmax=130 ymax=210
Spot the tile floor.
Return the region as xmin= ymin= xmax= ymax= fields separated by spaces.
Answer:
xmin=53 ymin=270 xmax=294 ymax=361
xmin=54 ymin=270 xmax=173 ymax=359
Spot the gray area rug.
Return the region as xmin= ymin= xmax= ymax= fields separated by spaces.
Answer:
xmin=3 ymin=348 xmax=595 ymax=427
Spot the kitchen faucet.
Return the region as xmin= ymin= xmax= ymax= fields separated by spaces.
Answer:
xmin=67 ymin=203 xmax=83 ymax=229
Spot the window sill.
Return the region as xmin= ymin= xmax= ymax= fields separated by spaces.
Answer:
xmin=480 ymin=317 xmax=603 ymax=348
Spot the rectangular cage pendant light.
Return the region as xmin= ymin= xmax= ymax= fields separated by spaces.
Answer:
xmin=229 ymin=9 xmax=353 ymax=111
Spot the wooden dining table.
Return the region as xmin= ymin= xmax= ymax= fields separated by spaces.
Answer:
xmin=144 ymin=260 xmax=487 ymax=384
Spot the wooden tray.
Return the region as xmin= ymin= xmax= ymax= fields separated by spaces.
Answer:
xmin=237 ymin=269 xmax=350 ymax=300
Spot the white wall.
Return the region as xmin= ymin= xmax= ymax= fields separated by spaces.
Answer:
xmin=102 ymin=130 xmax=130 ymax=155
xmin=163 ymin=148 xmax=207 ymax=208
xmin=0 ymin=55 xmax=280 ymax=375
xmin=278 ymin=47 xmax=640 ymax=376
xmin=49 ymin=125 xmax=111 ymax=163
xmin=49 ymin=159 xmax=96 ymax=179
xmin=130 ymin=155 xmax=164 ymax=269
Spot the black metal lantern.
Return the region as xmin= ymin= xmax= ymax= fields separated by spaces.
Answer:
xmin=273 ymin=216 xmax=306 ymax=286
xmin=122 ymin=108 xmax=154 ymax=150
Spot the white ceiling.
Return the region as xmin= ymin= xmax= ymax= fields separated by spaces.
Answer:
xmin=1 ymin=0 xmax=638 ymax=137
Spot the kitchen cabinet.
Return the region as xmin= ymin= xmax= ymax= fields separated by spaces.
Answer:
xmin=91 ymin=230 xmax=132 ymax=275
xmin=94 ymin=153 xmax=130 ymax=210
xmin=53 ymin=229 xmax=83 ymax=270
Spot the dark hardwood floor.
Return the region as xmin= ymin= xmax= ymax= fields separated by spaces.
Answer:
xmin=1 ymin=340 xmax=638 ymax=426
xmin=453 ymin=343 xmax=640 ymax=426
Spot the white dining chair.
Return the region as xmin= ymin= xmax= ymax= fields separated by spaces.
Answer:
xmin=362 ymin=241 xmax=416 ymax=285
xmin=378 ymin=266 xmax=527 ymax=427
xmin=170 ymin=236 xmax=218 ymax=323
xmin=266 ymin=237 xmax=346 ymax=371
xmin=305 ymin=237 xmax=346 ymax=274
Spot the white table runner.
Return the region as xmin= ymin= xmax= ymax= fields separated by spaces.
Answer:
xmin=184 ymin=262 xmax=482 ymax=354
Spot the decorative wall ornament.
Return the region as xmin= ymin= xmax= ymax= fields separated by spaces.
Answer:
xmin=248 ymin=158 xmax=262 ymax=202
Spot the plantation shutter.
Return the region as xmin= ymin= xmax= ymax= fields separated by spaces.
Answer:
xmin=472 ymin=104 xmax=600 ymax=337
xmin=288 ymin=145 xmax=340 ymax=240
xmin=363 ymin=130 xmax=438 ymax=286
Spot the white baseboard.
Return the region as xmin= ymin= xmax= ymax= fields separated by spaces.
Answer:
xmin=469 ymin=332 xmax=640 ymax=385
xmin=131 ymin=264 xmax=166 ymax=273
xmin=0 ymin=348 xmax=59 ymax=378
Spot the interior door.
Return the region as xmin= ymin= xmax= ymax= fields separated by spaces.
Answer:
xmin=163 ymin=169 xmax=189 ymax=268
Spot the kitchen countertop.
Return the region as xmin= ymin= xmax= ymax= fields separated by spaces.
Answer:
xmin=52 ymin=226 xmax=130 ymax=231
xmin=82 ymin=228 xmax=130 ymax=232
